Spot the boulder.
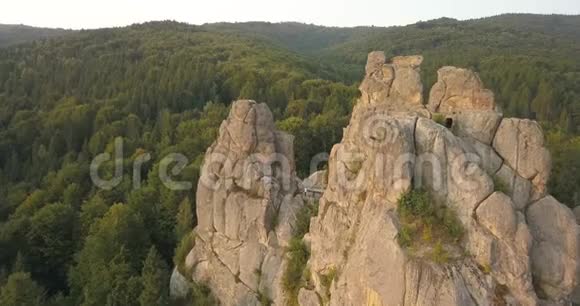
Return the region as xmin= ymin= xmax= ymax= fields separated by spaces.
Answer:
xmin=461 ymin=137 xmax=503 ymax=175
xmin=476 ymin=192 xmax=517 ymax=239
xmin=170 ymin=268 xmax=192 ymax=299
xmin=358 ymin=52 xmax=428 ymax=115
xmin=427 ymin=66 xmax=495 ymax=113
xmin=389 ymin=55 xmax=424 ymax=106
xmin=494 ymin=164 xmax=532 ymax=211
xmin=493 ymin=118 xmax=551 ymax=200
xmin=449 ymin=111 xmax=502 ymax=145
xmin=527 ymin=196 xmax=579 ymax=301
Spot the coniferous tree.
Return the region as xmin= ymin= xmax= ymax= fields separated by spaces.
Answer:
xmin=26 ymin=202 xmax=75 ymax=292
xmin=0 ymin=272 xmax=45 ymax=306
xmin=139 ymin=246 xmax=170 ymax=306
xmin=106 ymin=248 xmax=141 ymax=306
xmin=11 ymin=252 xmax=26 ymax=273
xmin=175 ymin=197 xmax=193 ymax=240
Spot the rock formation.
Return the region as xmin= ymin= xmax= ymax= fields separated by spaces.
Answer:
xmin=299 ymin=52 xmax=579 ymax=306
xmin=427 ymin=66 xmax=496 ymax=113
xmin=175 ymin=52 xmax=580 ymax=306
xmin=358 ymin=52 xmax=429 ymax=117
xmin=179 ymin=100 xmax=305 ymax=305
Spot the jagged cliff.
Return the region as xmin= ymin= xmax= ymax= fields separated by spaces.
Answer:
xmin=175 ymin=52 xmax=580 ymax=306
xmin=178 ymin=100 xmax=305 ymax=305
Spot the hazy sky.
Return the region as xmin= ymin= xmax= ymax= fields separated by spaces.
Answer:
xmin=1 ymin=0 xmax=579 ymax=29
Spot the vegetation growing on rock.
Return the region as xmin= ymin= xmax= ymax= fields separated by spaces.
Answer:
xmin=396 ymin=189 xmax=464 ymax=263
xmin=283 ymin=238 xmax=310 ymax=306
xmin=190 ymin=281 xmax=217 ymax=306
xmin=282 ymin=200 xmax=318 ymax=306
xmin=432 ymin=113 xmax=446 ymax=126
xmin=492 ymin=175 xmax=510 ymax=194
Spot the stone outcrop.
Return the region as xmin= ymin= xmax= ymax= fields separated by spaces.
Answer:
xmin=358 ymin=51 xmax=429 ymax=116
xmin=527 ymin=196 xmax=578 ymax=300
xmin=175 ymin=52 xmax=579 ymax=306
xmin=427 ymin=66 xmax=495 ymax=113
xmin=493 ymin=118 xmax=552 ymax=201
xmin=178 ymin=100 xmax=305 ymax=306
xmin=299 ymin=52 xmax=579 ymax=306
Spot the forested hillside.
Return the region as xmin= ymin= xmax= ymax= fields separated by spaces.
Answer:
xmin=0 ymin=14 xmax=579 ymax=305
xmin=0 ymin=24 xmax=71 ymax=48
xmin=0 ymin=21 xmax=356 ymax=306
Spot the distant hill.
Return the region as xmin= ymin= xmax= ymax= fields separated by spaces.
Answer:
xmin=201 ymin=21 xmax=381 ymax=54
xmin=472 ymin=13 xmax=580 ymax=42
xmin=202 ymin=15 xmax=580 ymax=122
xmin=201 ymin=14 xmax=580 ymax=57
xmin=0 ymin=24 xmax=71 ymax=47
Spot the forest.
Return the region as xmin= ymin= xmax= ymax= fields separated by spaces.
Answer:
xmin=0 ymin=14 xmax=579 ymax=305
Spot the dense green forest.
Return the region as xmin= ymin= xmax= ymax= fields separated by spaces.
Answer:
xmin=0 ymin=14 xmax=579 ymax=305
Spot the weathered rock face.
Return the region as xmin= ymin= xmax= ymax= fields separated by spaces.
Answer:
xmin=302 ymin=170 xmax=327 ymax=191
xmin=527 ymin=196 xmax=578 ymax=300
xmin=180 ymin=100 xmax=305 ymax=306
xmin=176 ymin=53 xmax=579 ymax=306
xmin=427 ymin=66 xmax=495 ymax=114
xmin=493 ymin=118 xmax=552 ymax=201
xmin=358 ymin=51 xmax=429 ymax=116
xmin=300 ymin=53 xmax=579 ymax=306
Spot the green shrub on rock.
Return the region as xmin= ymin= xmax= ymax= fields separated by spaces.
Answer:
xmin=396 ymin=189 xmax=464 ymax=263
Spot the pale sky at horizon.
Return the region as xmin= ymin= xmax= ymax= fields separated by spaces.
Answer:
xmin=1 ymin=0 xmax=579 ymax=30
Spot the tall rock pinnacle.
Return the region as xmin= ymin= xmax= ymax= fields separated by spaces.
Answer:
xmin=181 ymin=100 xmax=304 ymax=305
xmin=299 ymin=52 xmax=579 ymax=306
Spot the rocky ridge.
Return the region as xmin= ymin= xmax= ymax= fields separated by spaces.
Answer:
xmin=175 ymin=52 xmax=580 ymax=306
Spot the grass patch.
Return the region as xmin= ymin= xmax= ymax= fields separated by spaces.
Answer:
xmin=397 ymin=223 xmax=415 ymax=248
xmin=396 ymin=189 xmax=464 ymax=263
xmin=283 ymin=238 xmax=310 ymax=306
xmin=281 ymin=199 xmax=319 ymax=306
xmin=257 ymin=290 xmax=273 ymax=306
xmin=493 ymin=175 xmax=509 ymax=194
xmin=480 ymin=263 xmax=492 ymax=274
xmin=293 ymin=199 xmax=319 ymax=238
xmin=319 ymin=267 xmax=337 ymax=304
xmin=191 ymin=281 xmax=218 ymax=306
xmin=430 ymin=241 xmax=449 ymax=264
xmin=433 ymin=113 xmax=446 ymax=126
xmin=319 ymin=267 xmax=337 ymax=291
